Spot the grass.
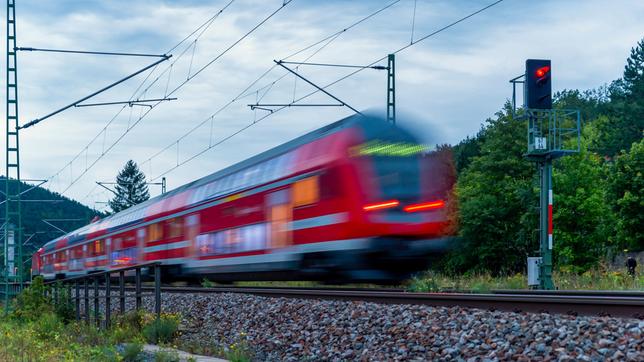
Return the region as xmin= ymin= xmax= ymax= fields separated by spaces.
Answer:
xmin=178 ymin=332 xmax=254 ymax=362
xmin=407 ymin=269 xmax=644 ymax=292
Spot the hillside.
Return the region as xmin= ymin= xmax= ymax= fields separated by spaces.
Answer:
xmin=0 ymin=177 xmax=104 ymax=257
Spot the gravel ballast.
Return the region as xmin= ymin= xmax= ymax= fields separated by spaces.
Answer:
xmin=94 ymin=291 xmax=643 ymax=361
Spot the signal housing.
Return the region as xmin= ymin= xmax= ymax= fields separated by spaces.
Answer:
xmin=525 ymin=59 xmax=552 ymax=109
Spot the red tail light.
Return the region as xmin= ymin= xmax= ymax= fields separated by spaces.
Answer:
xmin=404 ymin=200 xmax=445 ymax=212
xmin=363 ymin=200 xmax=399 ymax=211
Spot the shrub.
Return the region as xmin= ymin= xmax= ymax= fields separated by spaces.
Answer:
xmin=143 ymin=315 xmax=180 ymax=344
xmin=52 ymin=283 xmax=76 ymax=323
xmin=121 ymin=343 xmax=144 ymax=362
xmin=11 ymin=276 xmax=52 ymax=321
xmin=201 ymin=278 xmax=215 ymax=288
xmin=154 ymin=349 xmax=180 ymax=362
xmin=33 ymin=312 xmax=64 ymax=340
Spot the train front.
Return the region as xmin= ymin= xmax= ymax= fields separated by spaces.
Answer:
xmin=327 ymin=116 xmax=457 ymax=281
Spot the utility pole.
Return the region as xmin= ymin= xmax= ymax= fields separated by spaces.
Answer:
xmin=386 ymin=54 xmax=396 ymax=125
xmin=3 ymin=0 xmax=24 ymax=311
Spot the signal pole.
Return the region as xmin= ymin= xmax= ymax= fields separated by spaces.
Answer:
xmin=516 ymin=59 xmax=580 ymax=290
xmin=3 ymin=0 xmax=24 ymax=310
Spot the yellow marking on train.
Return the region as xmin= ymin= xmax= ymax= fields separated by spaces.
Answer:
xmin=224 ymin=193 xmax=242 ymax=202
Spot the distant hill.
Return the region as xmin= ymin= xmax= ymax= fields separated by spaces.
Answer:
xmin=0 ymin=177 xmax=105 ymax=258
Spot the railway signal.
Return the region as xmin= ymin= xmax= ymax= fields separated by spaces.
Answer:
xmin=525 ymin=59 xmax=552 ymax=109
xmin=509 ymin=59 xmax=581 ymax=290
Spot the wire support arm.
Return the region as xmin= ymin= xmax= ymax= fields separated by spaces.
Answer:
xmin=274 ymin=60 xmax=363 ymax=116
xmin=74 ymin=98 xmax=177 ymax=108
xmin=16 ymin=47 xmax=167 ymax=58
xmin=278 ymin=60 xmax=387 ymax=70
xmin=19 ymin=55 xmax=172 ymax=130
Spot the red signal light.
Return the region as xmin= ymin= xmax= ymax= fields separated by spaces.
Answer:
xmin=363 ymin=200 xmax=399 ymax=211
xmin=535 ymin=66 xmax=550 ymax=78
xmin=403 ymin=200 xmax=445 ymax=213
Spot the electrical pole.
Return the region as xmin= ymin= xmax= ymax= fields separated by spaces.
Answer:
xmin=3 ymin=0 xmax=24 ymax=311
xmin=386 ymin=54 xmax=396 ymax=125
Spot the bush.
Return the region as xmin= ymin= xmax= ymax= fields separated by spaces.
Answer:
xmin=52 ymin=282 xmax=76 ymax=322
xmin=11 ymin=276 xmax=52 ymax=321
xmin=143 ymin=315 xmax=180 ymax=344
xmin=121 ymin=343 xmax=144 ymax=362
xmin=33 ymin=312 xmax=64 ymax=340
xmin=154 ymin=349 xmax=180 ymax=362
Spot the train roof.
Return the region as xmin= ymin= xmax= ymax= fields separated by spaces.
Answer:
xmin=42 ymin=114 xmax=392 ymax=252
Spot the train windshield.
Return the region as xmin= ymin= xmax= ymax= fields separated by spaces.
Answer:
xmin=352 ymin=126 xmax=424 ymax=203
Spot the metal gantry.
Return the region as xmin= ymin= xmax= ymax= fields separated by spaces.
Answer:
xmin=3 ymin=0 xmax=24 ymax=310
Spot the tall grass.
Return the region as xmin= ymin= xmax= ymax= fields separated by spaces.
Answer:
xmin=407 ymin=269 xmax=643 ymax=292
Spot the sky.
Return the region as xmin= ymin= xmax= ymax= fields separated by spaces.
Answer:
xmin=2 ymin=0 xmax=643 ymax=211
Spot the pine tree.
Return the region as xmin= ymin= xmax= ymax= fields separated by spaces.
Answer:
xmin=108 ymin=160 xmax=150 ymax=213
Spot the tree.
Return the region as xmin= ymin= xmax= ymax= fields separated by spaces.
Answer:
xmin=446 ymin=103 xmax=538 ymax=275
xmin=552 ymin=125 xmax=615 ymax=272
xmin=108 ymin=160 xmax=150 ymax=213
xmin=607 ymin=138 xmax=644 ymax=251
xmin=593 ymin=38 xmax=644 ymax=156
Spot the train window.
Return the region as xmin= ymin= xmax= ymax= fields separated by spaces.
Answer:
xmin=293 ymin=176 xmax=319 ymax=207
xmin=148 ymin=223 xmax=163 ymax=242
xmin=94 ymin=240 xmax=102 ymax=254
xmin=168 ymin=218 xmax=183 ymax=238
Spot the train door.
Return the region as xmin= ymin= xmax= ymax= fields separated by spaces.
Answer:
xmin=267 ymin=188 xmax=292 ymax=249
xmin=137 ymin=228 xmax=146 ymax=264
xmin=185 ymin=214 xmax=200 ymax=258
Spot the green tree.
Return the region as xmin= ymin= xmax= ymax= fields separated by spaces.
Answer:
xmin=552 ymin=125 xmax=615 ymax=272
xmin=593 ymin=38 xmax=644 ymax=156
xmin=108 ymin=160 xmax=150 ymax=213
xmin=448 ymin=103 xmax=537 ymax=274
xmin=607 ymin=138 xmax=644 ymax=251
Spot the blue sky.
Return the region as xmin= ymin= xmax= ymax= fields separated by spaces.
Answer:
xmin=2 ymin=0 xmax=643 ymax=210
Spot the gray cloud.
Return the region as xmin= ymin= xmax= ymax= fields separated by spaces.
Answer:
xmin=2 ymin=0 xmax=642 ymax=210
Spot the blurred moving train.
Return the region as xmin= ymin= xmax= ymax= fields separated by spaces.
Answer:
xmin=32 ymin=115 xmax=456 ymax=282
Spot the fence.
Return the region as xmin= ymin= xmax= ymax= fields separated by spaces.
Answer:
xmin=44 ymin=262 xmax=162 ymax=328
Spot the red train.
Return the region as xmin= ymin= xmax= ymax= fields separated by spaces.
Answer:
xmin=32 ymin=115 xmax=456 ymax=282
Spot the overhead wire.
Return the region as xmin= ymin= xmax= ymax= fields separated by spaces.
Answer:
xmin=141 ymin=0 xmax=404 ymax=180
xmin=45 ymin=0 xmax=236 ymax=194
xmin=47 ymin=0 xmax=291 ymax=196
xmin=147 ymin=0 xmax=505 ymax=181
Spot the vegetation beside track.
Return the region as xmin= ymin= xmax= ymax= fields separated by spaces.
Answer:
xmin=408 ymin=269 xmax=643 ymax=293
xmin=1 ymin=277 xmax=198 ymax=362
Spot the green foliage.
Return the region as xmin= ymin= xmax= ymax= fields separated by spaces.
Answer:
xmin=142 ymin=315 xmax=180 ymax=344
xmin=592 ymin=38 xmax=644 ymax=156
xmin=122 ymin=343 xmax=144 ymax=362
xmin=553 ymin=127 xmax=616 ymax=271
xmin=0 ymin=314 xmax=119 ymax=361
xmin=201 ymin=278 xmax=215 ymax=288
xmin=52 ymin=282 xmax=76 ymax=323
xmin=407 ymin=270 xmax=641 ymax=292
xmin=223 ymin=338 xmax=253 ymax=362
xmin=607 ymin=138 xmax=644 ymax=250
xmin=448 ymin=103 xmax=537 ymax=274
xmin=11 ymin=276 xmax=52 ymax=321
xmin=109 ymin=160 xmax=151 ymax=213
xmin=154 ymin=349 xmax=180 ymax=362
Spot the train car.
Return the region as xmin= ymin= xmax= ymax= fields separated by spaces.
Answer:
xmin=32 ymin=115 xmax=456 ymax=282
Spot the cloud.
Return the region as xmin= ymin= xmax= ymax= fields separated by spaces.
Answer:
xmin=1 ymin=0 xmax=642 ymax=210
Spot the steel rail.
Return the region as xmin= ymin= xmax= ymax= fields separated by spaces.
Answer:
xmin=98 ymin=285 xmax=644 ymax=318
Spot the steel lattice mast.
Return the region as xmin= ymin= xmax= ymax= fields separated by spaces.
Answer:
xmin=3 ymin=0 xmax=23 ymax=311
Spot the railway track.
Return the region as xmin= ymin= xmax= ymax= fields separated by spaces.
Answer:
xmin=120 ymin=285 xmax=644 ymax=318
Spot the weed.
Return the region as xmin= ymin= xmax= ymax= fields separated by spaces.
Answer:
xmin=154 ymin=349 xmax=180 ymax=362
xmin=201 ymin=278 xmax=215 ymax=288
xmin=143 ymin=315 xmax=180 ymax=344
xmin=121 ymin=342 xmax=144 ymax=362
